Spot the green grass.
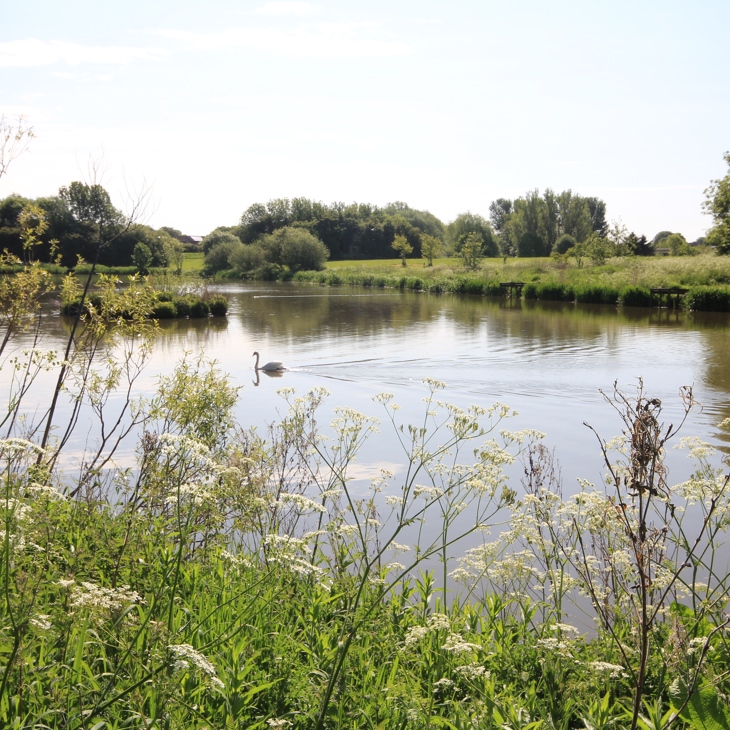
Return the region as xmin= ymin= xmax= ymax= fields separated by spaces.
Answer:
xmin=305 ymin=253 xmax=730 ymax=310
xmin=182 ymin=251 xmax=205 ymax=273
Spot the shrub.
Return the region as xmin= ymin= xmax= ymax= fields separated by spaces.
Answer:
xmin=152 ymin=301 xmax=177 ymax=319
xmin=174 ymin=297 xmax=191 ymax=317
xmin=189 ymin=299 xmax=210 ymax=318
xmin=619 ymin=286 xmax=652 ymax=307
xmin=535 ymin=282 xmax=575 ymax=302
xmin=574 ymin=285 xmax=619 ymax=305
xmin=685 ymin=286 xmax=730 ymax=312
xmin=208 ymin=296 xmax=228 ymax=316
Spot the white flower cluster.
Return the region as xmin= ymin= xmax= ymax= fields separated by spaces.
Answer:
xmin=168 ymin=643 xmax=224 ymax=690
xmin=441 ymin=633 xmax=481 ymax=654
xmin=70 ymin=582 xmax=144 ymax=613
xmin=588 ymin=661 xmax=627 ymax=679
xmin=454 ymin=663 xmax=489 ymax=679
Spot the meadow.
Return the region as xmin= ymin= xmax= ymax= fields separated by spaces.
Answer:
xmin=293 ymin=254 xmax=730 ymax=312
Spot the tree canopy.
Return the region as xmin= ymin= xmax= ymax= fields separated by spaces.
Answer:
xmin=238 ymin=198 xmax=443 ymax=261
xmin=704 ymin=151 xmax=730 ymax=255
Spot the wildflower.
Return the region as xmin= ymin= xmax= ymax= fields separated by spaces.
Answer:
xmin=70 ymin=582 xmax=144 ymax=613
xmin=267 ymin=720 xmax=292 ymax=729
xmin=279 ymin=492 xmax=327 ymax=514
xmin=454 ymin=664 xmax=489 ymax=679
xmin=442 ymin=633 xmax=480 ymax=654
xmin=588 ymin=661 xmax=627 ymax=679
xmin=30 ymin=614 xmax=52 ymax=631
xmin=403 ymin=626 xmax=428 ymax=646
xmin=390 ymin=541 xmax=410 ymax=553
xmin=168 ymin=644 xmax=224 ymax=689
xmin=427 ymin=614 xmax=451 ymax=631
xmin=433 ymin=678 xmax=455 ymax=692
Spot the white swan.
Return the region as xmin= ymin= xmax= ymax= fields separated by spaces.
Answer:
xmin=253 ymin=351 xmax=285 ymax=372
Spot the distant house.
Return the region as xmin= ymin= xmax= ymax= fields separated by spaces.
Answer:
xmin=174 ymin=234 xmax=204 ymax=247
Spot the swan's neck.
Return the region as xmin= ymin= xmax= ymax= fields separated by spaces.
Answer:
xmin=254 ymin=352 xmax=259 ymax=370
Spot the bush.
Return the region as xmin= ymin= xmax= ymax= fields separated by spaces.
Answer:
xmin=259 ymin=227 xmax=330 ymax=272
xmin=173 ymin=297 xmax=191 ymax=317
xmin=152 ymin=301 xmax=177 ymax=319
xmin=685 ymin=286 xmax=730 ymax=312
xmin=203 ymin=240 xmax=245 ymax=275
xmin=574 ymin=285 xmax=620 ymax=305
xmin=189 ymin=299 xmax=210 ymax=318
xmin=535 ymin=282 xmax=575 ymax=302
xmin=229 ymin=243 xmax=266 ymax=272
xmin=208 ymin=296 xmax=228 ymax=316
xmin=619 ymin=286 xmax=652 ymax=307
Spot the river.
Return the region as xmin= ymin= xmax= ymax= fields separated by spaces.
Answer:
xmin=5 ymin=281 xmax=728 ymax=499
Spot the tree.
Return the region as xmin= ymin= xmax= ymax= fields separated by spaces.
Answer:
xmin=555 ymin=233 xmax=576 ymax=254
xmin=57 ymin=179 xmax=148 ymax=266
xmin=626 ymin=232 xmax=653 ymax=256
xmin=459 ymin=232 xmax=483 ymax=270
xmin=203 ymin=239 xmax=245 ymax=275
xmin=163 ymin=235 xmax=185 ymax=275
xmin=132 ymin=242 xmax=153 ymax=273
xmin=488 ymin=198 xmax=512 ymax=235
xmin=229 ymin=243 xmax=266 ymax=272
xmin=704 ymin=151 xmax=730 ymax=255
xmin=392 ymin=234 xmax=413 ymax=266
xmin=665 ymin=233 xmax=696 ymax=256
xmin=201 ymin=228 xmax=241 ymax=255
xmin=585 ymin=232 xmax=613 ymax=265
xmin=420 ymin=234 xmax=441 ymax=267
xmin=447 ymin=213 xmax=498 ymax=257
xmin=259 ymin=227 xmax=329 ymax=272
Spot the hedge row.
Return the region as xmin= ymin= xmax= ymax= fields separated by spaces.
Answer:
xmin=294 ymin=271 xmax=730 ymax=312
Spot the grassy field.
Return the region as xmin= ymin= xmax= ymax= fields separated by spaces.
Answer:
xmin=323 ymin=253 xmax=730 ymax=289
xmin=186 ymin=251 xmax=730 ymax=310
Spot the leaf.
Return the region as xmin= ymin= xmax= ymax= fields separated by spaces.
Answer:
xmin=670 ymin=680 xmax=730 ymax=730
xmin=427 ymin=718 xmax=459 ymax=729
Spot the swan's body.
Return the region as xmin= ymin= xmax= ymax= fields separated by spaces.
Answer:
xmin=253 ymin=351 xmax=285 ymax=372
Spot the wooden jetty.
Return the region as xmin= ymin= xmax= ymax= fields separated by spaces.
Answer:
xmin=649 ymin=287 xmax=688 ymax=309
xmin=500 ymin=282 xmax=525 ymax=299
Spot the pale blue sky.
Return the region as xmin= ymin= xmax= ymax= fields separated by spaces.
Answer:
xmin=1 ymin=0 xmax=728 ymax=240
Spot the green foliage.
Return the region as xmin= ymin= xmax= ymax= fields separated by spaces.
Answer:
xmin=391 ymin=233 xmax=413 ymax=266
xmin=421 ymin=233 xmax=441 ymax=266
xmin=684 ymin=287 xmax=730 ymax=312
xmin=229 ymin=242 xmax=267 ymax=272
xmin=447 ymin=212 xmax=498 ymax=257
xmin=132 ymin=241 xmax=153 ymax=273
xmin=704 ymin=154 xmax=730 ymax=255
xmin=151 ymin=300 xmax=177 ymax=318
xmin=260 ymin=226 xmax=330 ymax=272
xmin=458 ymin=231 xmax=483 ymax=270
xmin=555 ymin=233 xmax=576 ymax=254
xmin=201 ymin=227 xmax=242 ymax=255
xmin=239 ymin=197 xmax=443 ymax=261
xmin=666 ymin=233 xmax=696 ymax=256
xmin=204 ymin=238 xmax=245 ymax=274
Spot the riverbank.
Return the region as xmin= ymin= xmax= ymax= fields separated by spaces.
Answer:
xmin=290 ymin=254 xmax=730 ymax=312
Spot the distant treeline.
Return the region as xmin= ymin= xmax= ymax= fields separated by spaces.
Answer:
xmin=2 ymin=184 xmax=686 ymax=271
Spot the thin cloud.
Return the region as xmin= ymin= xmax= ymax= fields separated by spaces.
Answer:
xmin=155 ymin=24 xmax=411 ymax=59
xmin=252 ymin=2 xmax=322 ymax=16
xmin=0 ymin=39 xmax=167 ymax=68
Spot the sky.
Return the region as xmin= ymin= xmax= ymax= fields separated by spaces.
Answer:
xmin=1 ymin=0 xmax=728 ymax=240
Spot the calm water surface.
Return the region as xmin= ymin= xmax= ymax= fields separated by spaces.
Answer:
xmin=5 ymin=281 xmax=730 ymax=495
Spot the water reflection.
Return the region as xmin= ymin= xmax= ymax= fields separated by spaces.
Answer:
xmin=3 ymin=282 xmax=730 ymax=486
